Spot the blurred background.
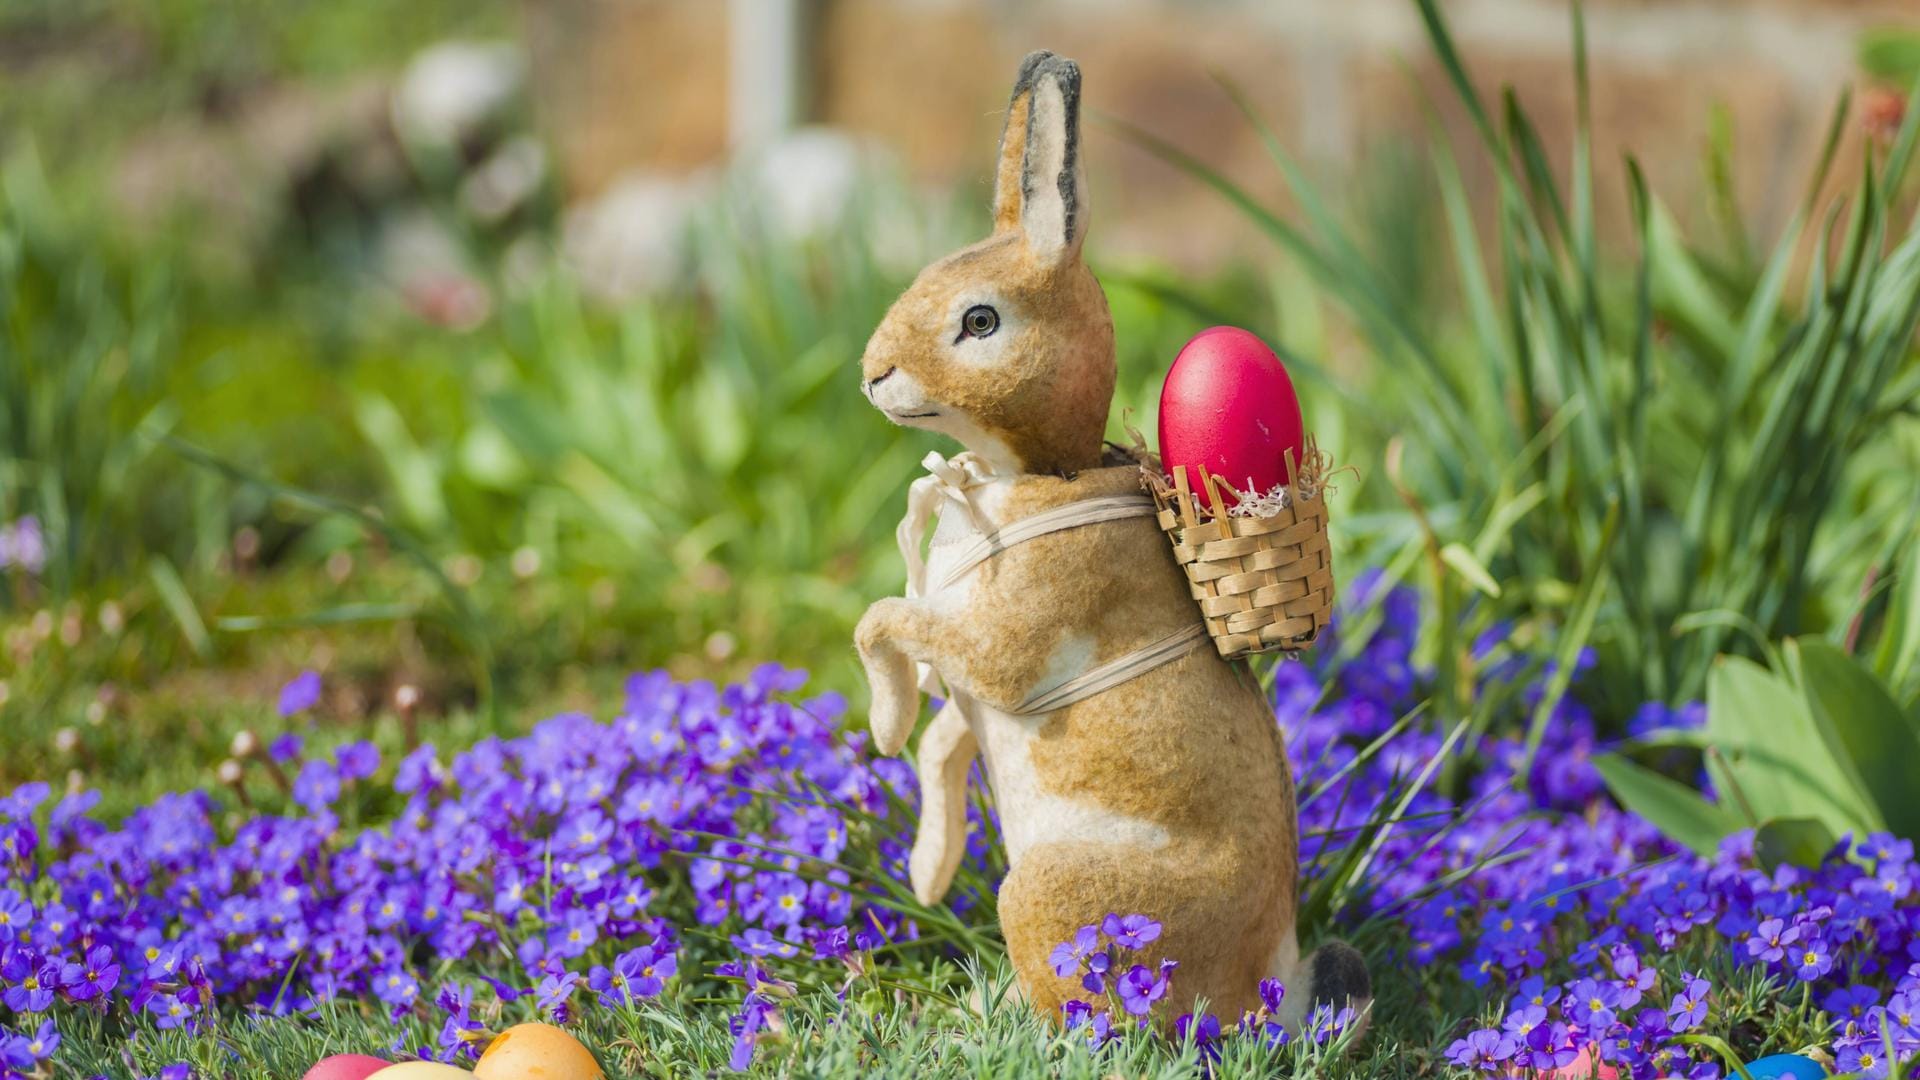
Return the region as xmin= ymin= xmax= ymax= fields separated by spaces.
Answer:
xmin=4 ymin=0 xmax=1920 ymax=810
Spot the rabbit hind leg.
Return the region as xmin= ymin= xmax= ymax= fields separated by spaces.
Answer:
xmin=998 ymin=839 xmax=1276 ymax=1025
xmin=909 ymin=699 xmax=979 ymax=904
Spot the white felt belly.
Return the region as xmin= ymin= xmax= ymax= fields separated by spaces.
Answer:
xmin=966 ymin=632 xmax=1172 ymax=867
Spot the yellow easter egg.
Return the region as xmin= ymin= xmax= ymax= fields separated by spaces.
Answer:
xmin=367 ymin=1063 xmax=472 ymax=1079
xmin=473 ymin=1022 xmax=604 ymax=1080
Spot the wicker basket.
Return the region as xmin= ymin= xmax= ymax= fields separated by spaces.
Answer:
xmin=1140 ymin=445 xmax=1336 ymax=660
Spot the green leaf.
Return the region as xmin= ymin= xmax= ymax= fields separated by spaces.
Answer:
xmin=1872 ymin=534 xmax=1920 ymax=694
xmin=146 ymin=555 xmax=210 ymax=659
xmin=1707 ymin=655 xmax=1881 ymax=837
xmin=1793 ymin=638 xmax=1920 ymax=841
xmin=1860 ymin=28 xmax=1920 ymax=84
xmin=214 ymin=603 xmax=423 ymax=633
xmin=1755 ymin=816 xmax=1838 ymax=872
xmin=1594 ymin=753 xmax=1741 ymax=856
xmin=1670 ymin=1033 xmax=1760 ymax=1080
xmin=1440 ymin=542 xmax=1502 ymax=598
xmin=353 ymin=394 xmax=449 ymax=532
xmin=1522 ymin=499 xmax=1617 ymax=773
xmin=458 ymin=425 xmax=530 ymax=490
xmin=1647 ymin=196 xmax=1739 ymax=358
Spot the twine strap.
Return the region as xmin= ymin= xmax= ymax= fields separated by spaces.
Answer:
xmin=896 ymin=454 xmax=1207 ymax=715
xmin=1011 ymin=623 xmax=1207 ymax=715
xmin=933 ymin=494 xmax=1157 ymax=592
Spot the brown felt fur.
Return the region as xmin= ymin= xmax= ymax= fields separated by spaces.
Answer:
xmin=855 ymin=51 xmax=1362 ymax=1031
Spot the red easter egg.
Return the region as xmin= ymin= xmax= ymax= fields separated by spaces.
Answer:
xmin=1157 ymin=326 xmax=1304 ymax=508
xmin=302 ymin=1055 xmax=392 ymax=1080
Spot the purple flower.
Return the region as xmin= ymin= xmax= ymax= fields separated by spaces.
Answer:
xmin=0 ymin=515 xmax=46 ymax=574
xmin=1523 ymin=1021 xmax=1578 ymax=1071
xmin=1049 ymin=924 xmax=1100 ymax=977
xmin=0 ymin=889 xmax=33 ymax=936
xmin=1081 ymin=947 xmax=1112 ymax=994
xmin=1794 ymin=936 xmax=1835 ymax=981
xmin=1503 ymin=1003 xmax=1547 ymax=1042
xmin=1567 ymin=977 xmax=1621 ymax=1033
xmin=1885 ymin=989 xmax=1919 ymax=1034
xmin=277 ymin=670 xmax=322 ymax=716
xmin=1825 ymin=984 xmax=1881 ymax=1026
xmin=1305 ymin=1003 xmax=1358 ymax=1045
xmin=1862 ymin=834 xmax=1914 ymax=865
xmin=335 ymin=741 xmax=381 ymax=781
xmin=267 ymin=733 xmax=304 ymax=763
xmin=59 ymin=944 xmax=120 ymax=1001
xmin=1100 ymin=912 xmax=1162 ymax=950
xmin=590 ymin=941 xmax=677 ymax=1006
xmin=1668 ymin=973 xmax=1711 ymax=1031
xmin=731 ymin=928 xmax=797 ymax=959
xmin=1061 ymin=1000 xmax=1113 ymax=1049
xmin=292 ymin=759 xmax=341 ymax=811
xmin=729 ymin=995 xmax=774 ymax=1071
xmin=535 ymin=970 xmax=578 ymax=1022
xmin=1447 ymin=1028 xmax=1519 ymax=1072
xmin=1747 ymin=917 xmax=1799 ymax=964
xmin=1174 ymin=1011 xmax=1221 ymax=1062
xmin=0 ymin=1019 xmax=56 ymax=1068
xmin=1115 ymin=959 xmax=1176 ymax=1017
xmin=1 ymin=954 xmax=54 ymax=1013
xmin=373 ymin=967 xmax=420 ymax=1010
xmin=394 ymin=744 xmax=442 ymax=793
xmin=146 ymin=992 xmax=192 ymax=1029
xmin=1609 ymin=943 xmax=1656 ymax=1006
xmin=1833 ymin=1029 xmax=1888 ymax=1078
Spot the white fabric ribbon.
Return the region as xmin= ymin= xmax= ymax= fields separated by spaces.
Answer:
xmin=898 ymin=450 xmax=997 ymax=602
xmin=893 ymin=452 xmax=1205 ymax=712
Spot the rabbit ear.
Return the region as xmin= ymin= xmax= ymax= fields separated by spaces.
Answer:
xmin=991 ymin=52 xmax=1087 ymax=264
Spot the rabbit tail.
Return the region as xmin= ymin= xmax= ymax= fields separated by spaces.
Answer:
xmin=1276 ymin=940 xmax=1373 ymax=1038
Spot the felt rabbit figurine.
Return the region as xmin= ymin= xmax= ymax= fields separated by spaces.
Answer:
xmin=854 ymin=50 xmax=1371 ymax=1031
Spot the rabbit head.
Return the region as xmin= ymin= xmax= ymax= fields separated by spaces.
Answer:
xmin=861 ymin=51 xmax=1114 ymax=477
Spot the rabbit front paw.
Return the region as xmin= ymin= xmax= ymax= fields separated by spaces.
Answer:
xmin=869 ymin=672 xmax=918 ymax=756
xmin=856 ymin=598 xmax=928 ymax=756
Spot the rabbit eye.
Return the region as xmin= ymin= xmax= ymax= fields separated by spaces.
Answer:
xmin=959 ymin=305 xmax=999 ymax=340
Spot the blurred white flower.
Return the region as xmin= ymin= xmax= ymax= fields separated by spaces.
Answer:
xmin=392 ymin=41 xmax=524 ymax=148
xmin=462 ymin=135 xmax=547 ymax=223
xmin=747 ymin=127 xmax=869 ymax=241
xmin=562 ymin=172 xmax=704 ymax=302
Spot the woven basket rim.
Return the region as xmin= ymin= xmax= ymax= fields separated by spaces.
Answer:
xmin=1124 ymin=432 xmax=1335 ymax=523
xmin=1119 ymin=430 xmax=1337 ymax=660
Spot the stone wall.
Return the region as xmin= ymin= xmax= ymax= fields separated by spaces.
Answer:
xmin=526 ymin=0 xmax=1919 ymax=268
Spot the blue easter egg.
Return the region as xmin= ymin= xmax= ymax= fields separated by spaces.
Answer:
xmin=1745 ymin=1053 xmax=1824 ymax=1080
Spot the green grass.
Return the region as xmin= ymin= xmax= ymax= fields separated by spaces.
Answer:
xmin=29 ymin=892 xmax=1847 ymax=1078
xmin=46 ymin=951 xmax=1419 ymax=1078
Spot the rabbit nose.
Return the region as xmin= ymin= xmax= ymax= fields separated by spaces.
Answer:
xmin=866 ymin=366 xmax=897 ymax=389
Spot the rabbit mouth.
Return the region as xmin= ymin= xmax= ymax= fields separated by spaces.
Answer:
xmin=888 ymin=408 xmax=942 ymax=420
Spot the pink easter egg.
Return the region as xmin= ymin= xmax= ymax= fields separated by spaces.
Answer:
xmin=302 ymin=1055 xmax=392 ymax=1080
xmin=1157 ymin=326 xmax=1305 ymax=509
